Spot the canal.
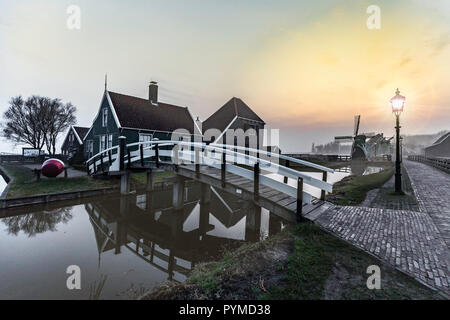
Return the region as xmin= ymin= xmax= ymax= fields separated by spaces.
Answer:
xmin=0 ymin=182 xmax=288 ymax=299
xmin=0 ymin=163 xmax=384 ymax=299
xmin=0 ymin=174 xmax=7 ymax=196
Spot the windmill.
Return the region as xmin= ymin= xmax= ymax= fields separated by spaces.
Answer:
xmin=335 ymin=115 xmax=372 ymax=161
xmin=335 ymin=115 xmax=393 ymax=160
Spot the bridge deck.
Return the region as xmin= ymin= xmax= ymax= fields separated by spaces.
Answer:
xmin=176 ymin=164 xmax=324 ymax=223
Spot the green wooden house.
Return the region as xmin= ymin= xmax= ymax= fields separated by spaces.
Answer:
xmin=83 ymin=82 xmax=200 ymax=160
xmin=61 ymin=125 xmax=89 ymax=163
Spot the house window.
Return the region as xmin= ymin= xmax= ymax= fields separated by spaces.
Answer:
xmin=139 ymin=133 xmax=153 ymax=146
xmin=107 ymin=134 xmax=113 ymax=149
xmin=86 ymin=140 xmax=93 ymax=158
xmin=100 ymin=135 xmax=106 ymax=152
xmin=102 ymin=108 xmax=108 ymax=127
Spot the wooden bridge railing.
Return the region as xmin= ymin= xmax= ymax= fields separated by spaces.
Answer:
xmin=408 ymin=155 xmax=450 ymax=173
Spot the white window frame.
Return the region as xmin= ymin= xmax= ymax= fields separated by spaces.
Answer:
xmin=139 ymin=133 xmax=153 ymax=146
xmin=86 ymin=140 xmax=93 ymax=157
xmin=100 ymin=135 xmax=106 ymax=152
xmin=102 ymin=108 xmax=108 ymax=127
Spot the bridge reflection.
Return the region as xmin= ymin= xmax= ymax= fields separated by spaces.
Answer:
xmin=85 ymin=183 xmax=286 ymax=282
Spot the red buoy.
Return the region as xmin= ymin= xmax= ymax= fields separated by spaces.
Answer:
xmin=41 ymin=159 xmax=65 ymax=178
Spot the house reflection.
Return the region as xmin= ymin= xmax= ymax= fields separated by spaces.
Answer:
xmin=85 ymin=183 xmax=286 ymax=282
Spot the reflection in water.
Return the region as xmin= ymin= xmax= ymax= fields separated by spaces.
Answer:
xmin=2 ymin=208 xmax=73 ymax=237
xmin=0 ymin=182 xmax=288 ymax=299
xmin=0 ymin=174 xmax=7 ymax=195
xmin=334 ymin=164 xmax=384 ymax=176
xmin=85 ymin=183 xmax=283 ymax=283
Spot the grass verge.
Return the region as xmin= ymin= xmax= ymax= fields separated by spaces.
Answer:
xmin=0 ymin=165 xmax=118 ymax=199
xmin=327 ymin=165 xmax=394 ymax=206
xmin=142 ymin=222 xmax=441 ymax=300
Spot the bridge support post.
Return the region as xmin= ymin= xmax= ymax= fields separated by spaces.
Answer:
xmin=253 ymin=162 xmax=260 ymax=201
xmin=155 ymin=143 xmax=160 ymax=168
xmin=284 ymin=160 xmax=290 ymax=184
xmin=127 ymin=149 xmax=131 ymax=169
xmin=199 ymin=202 xmax=210 ymax=238
xmin=245 ymin=204 xmax=261 ymax=242
xmin=170 ymin=208 xmax=184 ymax=239
xmin=173 ymin=145 xmax=180 ymax=166
xmin=195 ymin=148 xmax=200 ymax=178
xmin=200 ymin=183 xmax=211 ymax=204
xmin=320 ymin=171 xmax=328 ymax=200
xmin=146 ymin=169 xmax=154 ymax=192
xmin=296 ymin=177 xmax=305 ymax=223
xmin=100 ymin=154 xmax=104 ymax=172
xmin=120 ymin=172 xmax=131 ymax=195
xmin=221 ymin=152 xmax=226 ymax=188
xmin=172 ymin=176 xmax=185 ymax=210
xmin=115 ymin=197 xmax=129 ymax=254
xmin=199 ymin=184 xmax=211 ymax=238
xmin=269 ymin=213 xmax=282 ymax=236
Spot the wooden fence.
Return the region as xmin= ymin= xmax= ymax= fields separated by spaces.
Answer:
xmin=0 ymin=154 xmax=68 ymax=164
xmin=408 ymin=155 xmax=450 ymax=173
xmin=283 ymin=153 xmax=392 ymax=163
xmin=283 ymin=154 xmax=351 ymax=163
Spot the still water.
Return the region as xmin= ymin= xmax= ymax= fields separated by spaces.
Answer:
xmin=0 ymin=183 xmax=288 ymax=300
xmin=0 ymin=174 xmax=7 ymax=195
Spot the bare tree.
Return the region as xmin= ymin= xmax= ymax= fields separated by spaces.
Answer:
xmin=41 ymin=99 xmax=77 ymax=155
xmin=2 ymin=96 xmax=46 ymax=149
xmin=2 ymin=95 xmax=77 ymax=155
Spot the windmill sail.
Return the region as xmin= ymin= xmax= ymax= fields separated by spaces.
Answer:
xmin=353 ymin=115 xmax=361 ymax=136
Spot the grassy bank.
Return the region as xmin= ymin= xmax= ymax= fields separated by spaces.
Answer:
xmin=130 ymin=170 xmax=175 ymax=186
xmin=0 ymin=165 xmax=118 ymax=199
xmin=327 ymin=165 xmax=394 ymax=206
xmin=143 ymin=222 xmax=440 ymax=300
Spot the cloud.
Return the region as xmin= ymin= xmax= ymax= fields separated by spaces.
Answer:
xmin=397 ymin=57 xmax=412 ymax=68
xmin=426 ymin=32 xmax=450 ymax=56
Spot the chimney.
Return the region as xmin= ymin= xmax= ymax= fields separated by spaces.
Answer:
xmin=149 ymin=81 xmax=158 ymax=105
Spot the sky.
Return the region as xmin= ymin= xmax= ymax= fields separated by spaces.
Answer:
xmin=0 ymin=0 xmax=449 ymax=153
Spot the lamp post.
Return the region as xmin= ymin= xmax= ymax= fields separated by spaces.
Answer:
xmin=390 ymin=88 xmax=406 ymax=194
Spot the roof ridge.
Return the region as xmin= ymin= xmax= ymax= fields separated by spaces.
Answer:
xmin=109 ymin=90 xmax=187 ymax=110
xmin=433 ymin=131 xmax=450 ymax=145
xmin=233 ymin=97 xmax=238 ymax=116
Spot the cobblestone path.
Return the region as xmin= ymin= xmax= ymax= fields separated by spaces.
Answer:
xmin=310 ymin=161 xmax=450 ymax=295
xmin=313 ymin=205 xmax=449 ymax=294
xmin=360 ymin=166 xmax=420 ymax=212
xmin=403 ymin=160 xmax=450 ymax=247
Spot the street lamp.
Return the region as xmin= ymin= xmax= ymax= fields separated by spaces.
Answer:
xmin=390 ymin=88 xmax=406 ymax=194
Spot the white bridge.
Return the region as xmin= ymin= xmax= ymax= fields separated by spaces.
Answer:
xmin=86 ymin=137 xmax=334 ymax=222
